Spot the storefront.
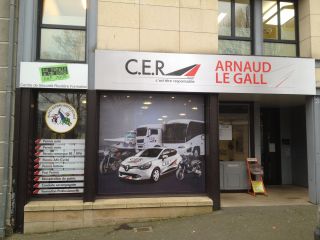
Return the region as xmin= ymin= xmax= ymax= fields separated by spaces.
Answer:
xmin=15 ymin=50 xmax=315 ymax=233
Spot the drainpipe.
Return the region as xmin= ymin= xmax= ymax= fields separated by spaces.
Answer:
xmin=0 ymin=0 xmax=16 ymax=238
xmin=315 ymin=206 xmax=320 ymax=240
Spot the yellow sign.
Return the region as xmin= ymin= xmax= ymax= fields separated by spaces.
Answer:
xmin=252 ymin=181 xmax=265 ymax=193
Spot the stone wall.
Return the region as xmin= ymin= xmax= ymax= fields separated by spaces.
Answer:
xmin=24 ymin=197 xmax=213 ymax=234
xmin=97 ymin=0 xmax=218 ymax=54
xmin=299 ymin=0 xmax=320 ymax=85
xmin=0 ymin=0 xmax=17 ymax=231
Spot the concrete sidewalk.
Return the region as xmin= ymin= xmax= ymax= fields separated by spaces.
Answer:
xmin=7 ymin=205 xmax=317 ymax=240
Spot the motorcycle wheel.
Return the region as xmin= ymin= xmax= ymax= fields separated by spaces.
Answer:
xmin=193 ymin=162 xmax=202 ymax=177
xmin=110 ymin=160 xmax=120 ymax=171
xmin=99 ymin=159 xmax=109 ymax=174
xmin=176 ymin=167 xmax=185 ymax=181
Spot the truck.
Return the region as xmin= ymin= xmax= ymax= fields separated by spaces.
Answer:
xmin=135 ymin=124 xmax=164 ymax=152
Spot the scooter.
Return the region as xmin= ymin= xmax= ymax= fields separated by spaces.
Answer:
xmin=99 ymin=147 xmax=134 ymax=174
xmin=176 ymin=154 xmax=202 ymax=180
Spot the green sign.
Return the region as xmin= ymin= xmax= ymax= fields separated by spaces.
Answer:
xmin=39 ymin=64 xmax=70 ymax=82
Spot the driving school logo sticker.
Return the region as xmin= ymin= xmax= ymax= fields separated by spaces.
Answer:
xmin=45 ymin=103 xmax=78 ymax=133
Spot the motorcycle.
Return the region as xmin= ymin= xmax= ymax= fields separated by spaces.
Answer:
xmin=176 ymin=154 xmax=202 ymax=180
xmin=99 ymin=147 xmax=134 ymax=174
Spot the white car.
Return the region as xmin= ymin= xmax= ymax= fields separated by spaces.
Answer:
xmin=118 ymin=148 xmax=182 ymax=182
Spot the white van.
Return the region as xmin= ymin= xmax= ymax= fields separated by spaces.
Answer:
xmin=135 ymin=124 xmax=164 ymax=152
xmin=163 ymin=119 xmax=205 ymax=157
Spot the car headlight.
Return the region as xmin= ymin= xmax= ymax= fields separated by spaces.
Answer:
xmin=139 ymin=161 xmax=152 ymax=170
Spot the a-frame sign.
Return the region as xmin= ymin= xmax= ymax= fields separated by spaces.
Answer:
xmin=246 ymin=158 xmax=267 ymax=196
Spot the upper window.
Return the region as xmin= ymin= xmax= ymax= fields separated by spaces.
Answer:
xmin=38 ymin=0 xmax=87 ymax=62
xmin=218 ymin=0 xmax=252 ymax=55
xmin=263 ymin=0 xmax=298 ymax=57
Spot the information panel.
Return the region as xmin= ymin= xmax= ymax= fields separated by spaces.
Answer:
xmin=19 ymin=62 xmax=88 ymax=89
xmin=33 ymin=139 xmax=85 ymax=195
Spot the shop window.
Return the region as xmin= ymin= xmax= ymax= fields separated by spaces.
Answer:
xmin=263 ymin=0 xmax=298 ymax=56
xmin=38 ymin=0 xmax=87 ymax=62
xmin=98 ymin=93 xmax=205 ymax=195
xmin=218 ymin=0 xmax=252 ymax=55
xmin=33 ymin=92 xmax=87 ymax=196
xmin=219 ymin=104 xmax=250 ymax=161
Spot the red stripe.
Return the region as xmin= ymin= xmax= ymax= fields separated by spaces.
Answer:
xmin=184 ymin=64 xmax=200 ymax=77
xmin=33 ymin=189 xmax=39 ymax=194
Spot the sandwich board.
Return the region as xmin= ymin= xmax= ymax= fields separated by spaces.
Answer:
xmin=246 ymin=158 xmax=267 ymax=196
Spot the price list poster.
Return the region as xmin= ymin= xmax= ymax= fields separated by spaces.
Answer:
xmin=33 ymin=139 xmax=85 ymax=194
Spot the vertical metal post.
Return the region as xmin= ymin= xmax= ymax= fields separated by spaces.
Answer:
xmin=315 ymin=205 xmax=320 ymax=240
xmin=14 ymin=89 xmax=33 ymax=233
xmin=84 ymin=90 xmax=98 ymax=202
xmin=254 ymin=0 xmax=263 ymax=55
xmin=205 ymin=94 xmax=220 ymax=210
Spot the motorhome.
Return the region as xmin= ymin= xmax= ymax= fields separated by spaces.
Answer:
xmin=135 ymin=124 xmax=164 ymax=152
xmin=163 ymin=119 xmax=205 ymax=157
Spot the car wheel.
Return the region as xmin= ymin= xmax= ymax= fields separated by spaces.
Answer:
xmin=151 ymin=168 xmax=160 ymax=182
xmin=99 ymin=159 xmax=108 ymax=174
xmin=193 ymin=147 xmax=200 ymax=159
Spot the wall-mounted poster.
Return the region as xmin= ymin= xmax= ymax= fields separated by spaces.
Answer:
xmin=98 ymin=93 xmax=205 ymax=195
xmin=219 ymin=124 xmax=232 ymax=141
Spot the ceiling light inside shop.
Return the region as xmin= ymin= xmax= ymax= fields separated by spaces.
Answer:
xmin=149 ymin=96 xmax=153 ymax=99
xmin=141 ymin=106 xmax=149 ymax=109
xmin=192 ymin=106 xmax=198 ymax=110
xmin=103 ymin=95 xmax=107 ymax=98
xmin=188 ymin=100 xmax=192 ymax=103
xmin=81 ymin=0 xmax=87 ymax=9
xmin=158 ymin=118 xmax=163 ymax=121
xmin=126 ymin=95 xmax=130 ymax=98
xmin=218 ymin=12 xmax=226 ymax=23
xmin=179 ymin=113 xmax=186 ymax=116
xmin=162 ymin=115 xmax=168 ymax=118
xmin=82 ymin=99 xmax=87 ymax=104
xmin=143 ymin=101 xmax=152 ymax=105
xmin=171 ymin=96 xmax=175 ymax=99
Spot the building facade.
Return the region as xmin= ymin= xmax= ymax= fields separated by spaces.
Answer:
xmin=1 ymin=0 xmax=320 ymax=237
